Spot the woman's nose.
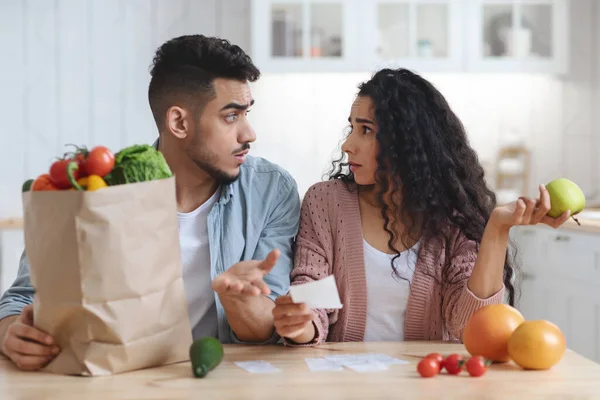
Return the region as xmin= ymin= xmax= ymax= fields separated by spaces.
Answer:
xmin=341 ymin=136 xmax=354 ymax=155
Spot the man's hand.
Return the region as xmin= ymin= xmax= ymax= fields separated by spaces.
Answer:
xmin=1 ymin=305 xmax=60 ymax=371
xmin=212 ymin=249 xmax=280 ymax=298
xmin=212 ymin=249 xmax=282 ymax=342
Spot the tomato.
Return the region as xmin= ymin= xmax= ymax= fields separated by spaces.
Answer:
xmin=465 ymin=356 xmax=490 ymax=377
xmin=49 ymin=159 xmax=79 ymax=189
xmin=84 ymin=146 xmax=114 ymax=177
xmin=75 ymin=152 xmax=87 ymax=176
xmin=443 ymin=354 xmax=464 ymax=375
xmin=63 ymin=143 xmax=88 ymax=176
xmin=417 ymin=358 xmax=439 ymax=378
xmin=32 ymin=174 xmax=59 ymax=191
xmin=425 ymin=353 xmax=444 ymax=372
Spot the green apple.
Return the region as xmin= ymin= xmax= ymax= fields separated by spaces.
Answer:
xmin=545 ymin=178 xmax=585 ymax=219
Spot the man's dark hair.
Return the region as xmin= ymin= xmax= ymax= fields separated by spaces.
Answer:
xmin=148 ymin=35 xmax=260 ymax=128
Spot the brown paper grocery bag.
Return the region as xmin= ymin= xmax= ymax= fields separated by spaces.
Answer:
xmin=22 ymin=176 xmax=193 ymax=376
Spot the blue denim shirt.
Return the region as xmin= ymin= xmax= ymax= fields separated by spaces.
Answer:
xmin=0 ymin=153 xmax=301 ymax=345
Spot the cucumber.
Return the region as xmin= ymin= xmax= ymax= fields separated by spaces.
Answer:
xmin=189 ymin=337 xmax=224 ymax=378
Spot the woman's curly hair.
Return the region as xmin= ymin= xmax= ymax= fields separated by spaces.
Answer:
xmin=329 ymin=68 xmax=518 ymax=306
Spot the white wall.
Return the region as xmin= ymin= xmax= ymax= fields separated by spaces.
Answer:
xmin=0 ymin=0 xmax=598 ymax=221
xmin=249 ymin=72 xmax=565 ymax=198
xmin=595 ymin=0 xmax=600 ymax=193
xmin=560 ymin=0 xmax=599 ymax=202
xmin=0 ymin=0 xmax=252 ymax=220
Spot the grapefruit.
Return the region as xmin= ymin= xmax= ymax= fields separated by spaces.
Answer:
xmin=508 ymin=320 xmax=566 ymax=370
xmin=463 ymin=304 xmax=525 ymax=362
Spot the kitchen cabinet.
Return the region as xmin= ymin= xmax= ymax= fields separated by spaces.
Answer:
xmin=466 ymin=0 xmax=569 ymax=74
xmin=250 ymin=0 xmax=359 ymax=72
xmin=250 ymin=0 xmax=570 ymax=74
xmin=360 ymin=0 xmax=465 ymax=73
xmin=511 ymin=224 xmax=600 ymax=363
xmin=217 ymin=0 xmax=253 ymax=54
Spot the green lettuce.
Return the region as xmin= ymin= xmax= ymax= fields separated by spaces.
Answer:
xmin=105 ymin=144 xmax=172 ymax=185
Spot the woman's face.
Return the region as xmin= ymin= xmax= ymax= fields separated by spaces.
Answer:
xmin=342 ymin=96 xmax=378 ymax=186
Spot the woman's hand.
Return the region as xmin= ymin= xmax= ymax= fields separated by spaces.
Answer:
xmin=491 ymin=184 xmax=571 ymax=231
xmin=272 ymin=295 xmax=316 ymax=344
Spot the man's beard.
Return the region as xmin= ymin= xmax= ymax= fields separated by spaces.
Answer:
xmin=188 ymin=141 xmax=250 ymax=185
xmin=192 ymin=157 xmax=240 ymax=185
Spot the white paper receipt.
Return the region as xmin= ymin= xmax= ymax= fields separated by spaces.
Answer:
xmin=304 ymin=354 xmax=408 ymax=373
xmin=289 ymin=275 xmax=343 ymax=309
xmin=304 ymin=358 xmax=344 ymax=372
xmin=234 ymin=361 xmax=281 ymax=374
xmin=344 ymin=361 xmax=389 ymax=373
xmin=361 ymin=353 xmax=410 ymax=365
xmin=326 ymin=353 xmax=409 ymax=373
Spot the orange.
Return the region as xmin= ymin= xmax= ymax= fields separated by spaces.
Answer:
xmin=463 ymin=304 xmax=525 ymax=362
xmin=507 ymin=320 xmax=566 ymax=370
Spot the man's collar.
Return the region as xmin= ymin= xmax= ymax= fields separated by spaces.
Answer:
xmin=218 ymin=183 xmax=234 ymax=205
xmin=153 ymin=136 xmax=235 ymax=205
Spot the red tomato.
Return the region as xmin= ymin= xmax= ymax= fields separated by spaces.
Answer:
xmin=425 ymin=353 xmax=444 ymax=372
xmin=75 ymin=152 xmax=87 ymax=176
xmin=444 ymin=354 xmax=464 ymax=375
xmin=466 ymin=356 xmax=490 ymax=377
xmin=49 ymin=159 xmax=78 ymax=189
xmin=417 ymin=358 xmax=439 ymax=378
xmin=32 ymin=174 xmax=59 ymax=191
xmin=84 ymin=146 xmax=114 ymax=177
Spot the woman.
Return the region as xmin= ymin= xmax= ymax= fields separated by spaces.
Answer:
xmin=272 ymin=68 xmax=570 ymax=345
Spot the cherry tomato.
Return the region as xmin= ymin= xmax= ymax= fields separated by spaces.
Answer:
xmin=425 ymin=353 xmax=444 ymax=372
xmin=444 ymin=354 xmax=464 ymax=375
xmin=32 ymin=174 xmax=59 ymax=191
xmin=466 ymin=356 xmax=491 ymax=377
xmin=49 ymin=159 xmax=79 ymax=189
xmin=84 ymin=146 xmax=114 ymax=177
xmin=417 ymin=358 xmax=439 ymax=378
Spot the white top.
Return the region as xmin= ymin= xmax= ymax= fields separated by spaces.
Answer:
xmin=363 ymin=239 xmax=420 ymax=342
xmin=178 ymin=188 xmax=220 ymax=340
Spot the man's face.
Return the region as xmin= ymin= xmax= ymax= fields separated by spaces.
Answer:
xmin=182 ymin=78 xmax=256 ymax=184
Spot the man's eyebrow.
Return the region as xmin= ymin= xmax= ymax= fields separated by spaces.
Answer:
xmin=220 ymin=99 xmax=255 ymax=111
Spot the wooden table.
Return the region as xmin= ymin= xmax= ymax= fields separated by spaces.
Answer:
xmin=1 ymin=341 xmax=599 ymax=399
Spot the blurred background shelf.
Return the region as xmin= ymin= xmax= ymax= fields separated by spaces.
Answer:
xmin=495 ymin=145 xmax=531 ymax=205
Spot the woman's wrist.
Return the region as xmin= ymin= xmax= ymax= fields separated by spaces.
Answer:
xmin=286 ymin=321 xmax=317 ymax=344
xmin=489 ymin=208 xmax=512 ymax=235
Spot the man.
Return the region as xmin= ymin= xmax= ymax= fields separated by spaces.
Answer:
xmin=0 ymin=35 xmax=301 ymax=370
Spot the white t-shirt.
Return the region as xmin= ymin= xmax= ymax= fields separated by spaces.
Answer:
xmin=178 ymin=188 xmax=220 ymax=340
xmin=363 ymin=239 xmax=420 ymax=342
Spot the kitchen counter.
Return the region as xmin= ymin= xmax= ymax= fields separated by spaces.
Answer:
xmin=0 ymin=218 xmax=22 ymax=230
xmin=1 ymin=341 xmax=599 ymax=399
xmin=557 ymin=208 xmax=600 ymax=234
